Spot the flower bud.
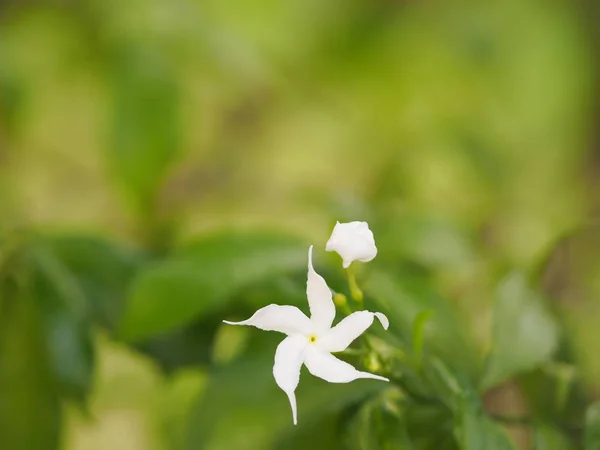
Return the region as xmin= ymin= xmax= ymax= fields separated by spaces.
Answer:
xmin=325 ymin=221 xmax=377 ymax=268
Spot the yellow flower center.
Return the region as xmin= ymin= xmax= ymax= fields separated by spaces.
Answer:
xmin=308 ymin=334 xmax=318 ymax=344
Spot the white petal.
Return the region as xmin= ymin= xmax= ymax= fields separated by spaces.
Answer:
xmin=317 ymin=311 xmax=389 ymax=353
xmin=223 ymin=304 xmax=311 ymax=335
xmin=307 ymin=246 xmax=335 ymax=334
xmin=304 ymin=346 xmax=388 ymax=383
xmin=325 ymin=221 xmax=377 ymax=268
xmin=273 ymin=335 xmax=307 ymax=425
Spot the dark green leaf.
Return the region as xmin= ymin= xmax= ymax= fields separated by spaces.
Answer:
xmin=28 ymin=245 xmax=95 ymax=406
xmin=43 ymin=234 xmax=146 ymax=330
xmin=0 ymin=277 xmax=61 ymax=450
xmin=585 ymin=402 xmax=600 ymax=450
xmin=481 ymin=272 xmax=559 ymax=391
xmin=274 ymin=412 xmax=346 ymax=450
xmin=119 ymin=231 xmax=308 ymax=341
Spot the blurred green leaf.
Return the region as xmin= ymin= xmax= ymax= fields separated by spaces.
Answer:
xmin=423 ymin=357 xmax=468 ymax=410
xmin=413 ymin=309 xmax=435 ymax=370
xmin=481 ymin=272 xmax=559 ymax=391
xmin=183 ymin=332 xmax=389 ymax=450
xmin=454 ymin=399 xmax=515 ymax=450
xmin=274 ymin=412 xmax=346 ymax=450
xmin=119 ymin=231 xmax=308 ymax=341
xmin=585 ymin=402 xmax=600 ymax=450
xmin=534 ymin=424 xmax=575 ymax=450
xmin=345 ymin=396 xmax=413 ymax=450
xmin=0 ymin=276 xmax=61 ymax=450
xmin=135 ymin=315 xmax=222 ymax=372
xmin=366 ymin=271 xmax=479 ymax=379
xmin=420 ymin=358 xmax=513 ymax=449
xmin=376 ymin=215 xmax=474 ymax=269
xmin=43 ymin=234 xmax=147 ymax=330
xmin=0 ymin=65 xmax=25 ymax=139
xmin=29 ymin=244 xmax=95 ymax=406
xmin=107 ymin=44 xmax=181 ymax=214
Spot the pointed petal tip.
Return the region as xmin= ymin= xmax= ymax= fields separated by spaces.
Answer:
xmin=286 ymin=390 xmax=298 ymax=426
xmin=308 ymin=245 xmax=315 ymax=271
xmin=370 ymin=374 xmax=389 ymax=382
xmin=374 ymin=312 xmax=389 ymax=330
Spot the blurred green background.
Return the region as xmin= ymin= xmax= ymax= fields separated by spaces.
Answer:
xmin=2 ymin=0 xmax=600 ymax=449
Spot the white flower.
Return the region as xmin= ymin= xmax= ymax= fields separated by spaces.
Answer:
xmin=223 ymin=246 xmax=389 ymax=425
xmin=326 ymin=221 xmax=377 ymax=268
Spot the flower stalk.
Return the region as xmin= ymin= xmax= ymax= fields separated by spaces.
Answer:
xmin=346 ymin=264 xmax=364 ymax=304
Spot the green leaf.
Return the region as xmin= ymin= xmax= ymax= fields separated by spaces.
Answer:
xmin=183 ymin=333 xmax=388 ymax=450
xmin=0 ymin=276 xmax=61 ymax=450
xmin=412 ymin=309 xmax=435 ymax=370
xmin=375 ymin=215 xmax=474 ymax=269
xmin=274 ymin=412 xmax=346 ymax=450
xmin=107 ymin=43 xmax=181 ymax=213
xmin=454 ymin=399 xmax=515 ymax=450
xmin=43 ymin=234 xmax=146 ymax=330
xmin=366 ymin=270 xmax=479 ymax=379
xmin=534 ymin=424 xmax=575 ymax=450
xmin=585 ymin=402 xmax=600 ymax=450
xmin=423 ymin=357 xmax=469 ymax=410
xmin=119 ymin=231 xmax=308 ymax=341
xmin=28 ymin=245 xmax=95 ymax=406
xmin=345 ymin=395 xmax=414 ymax=450
xmin=481 ymin=272 xmax=559 ymax=391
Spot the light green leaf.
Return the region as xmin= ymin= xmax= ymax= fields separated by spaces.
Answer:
xmin=377 ymin=215 xmax=475 ymax=269
xmin=534 ymin=424 xmax=575 ymax=450
xmin=413 ymin=309 xmax=435 ymax=369
xmin=585 ymin=402 xmax=600 ymax=450
xmin=481 ymin=272 xmax=559 ymax=391
xmin=119 ymin=231 xmax=308 ymax=341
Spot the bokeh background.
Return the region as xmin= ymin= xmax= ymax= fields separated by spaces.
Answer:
xmin=2 ymin=0 xmax=600 ymax=449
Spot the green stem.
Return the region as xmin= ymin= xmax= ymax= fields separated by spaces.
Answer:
xmin=346 ymin=264 xmax=364 ymax=304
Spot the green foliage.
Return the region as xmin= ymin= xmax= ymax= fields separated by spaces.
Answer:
xmin=183 ymin=332 xmax=389 ymax=450
xmin=42 ymin=234 xmax=147 ymax=330
xmin=0 ymin=262 xmax=61 ymax=450
xmin=455 ymin=403 xmax=514 ymax=450
xmin=534 ymin=424 xmax=575 ymax=450
xmin=107 ymin=42 xmax=181 ymax=217
xmin=481 ymin=272 xmax=559 ymax=390
xmin=585 ymin=402 xmax=600 ymax=450
xmin=412 ymin=309 xmax=435 ymax=371
xmin=119 ymin=231 xmax=308 ymax=341
xmin=0 ymin=0 xmax=599 ymax=449
xmin=367 ymin=271 xmax=479 ymax=379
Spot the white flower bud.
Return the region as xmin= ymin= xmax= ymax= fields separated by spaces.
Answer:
xmin=325 ymin=221 xmax=377 ymax=268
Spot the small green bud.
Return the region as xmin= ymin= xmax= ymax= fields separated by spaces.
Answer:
xmin=333 ymin=292 xmax=348 ymax=307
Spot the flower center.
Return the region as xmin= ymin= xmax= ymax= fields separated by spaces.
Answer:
xmin=308 ymin=334 xmax=318 ymax=344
